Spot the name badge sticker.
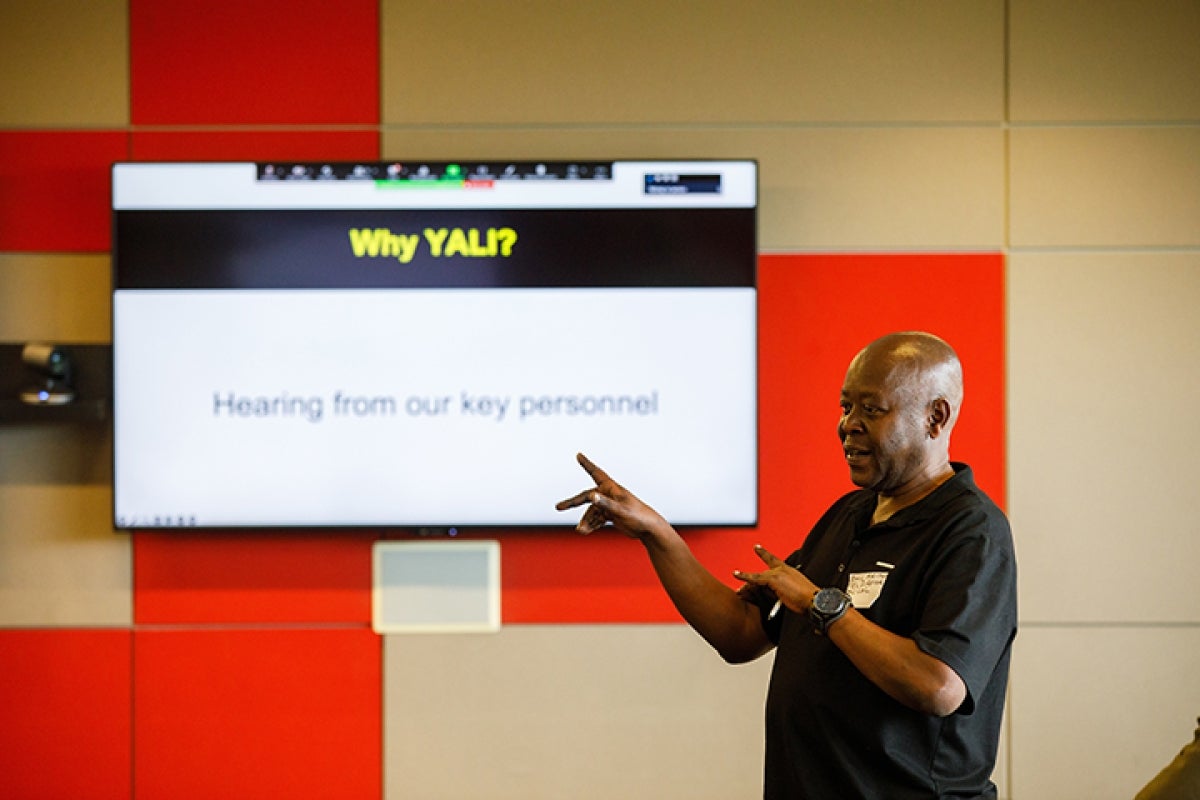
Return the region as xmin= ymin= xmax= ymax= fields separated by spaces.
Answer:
xmin=847 ymin=570 xmax=890 ymax=609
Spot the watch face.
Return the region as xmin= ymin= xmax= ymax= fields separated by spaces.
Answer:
xmin=814 ymin=588 xmax=844 ymax=614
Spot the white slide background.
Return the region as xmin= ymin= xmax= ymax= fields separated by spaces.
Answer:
xmin=113 ymin=287 xmax=756 ymax=528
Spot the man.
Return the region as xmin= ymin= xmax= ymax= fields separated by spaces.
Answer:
xmin=557 ymin=331 xmax=1017 ymax=799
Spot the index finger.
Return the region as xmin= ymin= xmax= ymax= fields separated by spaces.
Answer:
xmin=555 ymin=489 xmax=596 ymax=511
xmin=576 ymin=452 xmax=611 ymax=485
xmin=754 ymin=544 xmax=786 ymax=568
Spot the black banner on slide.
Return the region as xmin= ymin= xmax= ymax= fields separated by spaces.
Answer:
xmin=114 ymin=208 xmax=756 ymax=290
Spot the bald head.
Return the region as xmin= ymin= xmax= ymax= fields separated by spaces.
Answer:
xmin=838 ymin=332 xmax=964 ymax=496
xmin=848 ymin=331 xmax=964 ymax=439
xmin=844 ymin=331 xmax=964 ymax=453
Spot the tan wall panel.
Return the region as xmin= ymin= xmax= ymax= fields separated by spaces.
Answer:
xmin=384 ymin=625 xmax=772 ymax=799
xmin=754 ymin=127 xmax=1005 ymax=250
xmin=0 ymin=0 xmax=129 ymax=127
xmin=1010 ymin=0 xmax=1200 ymax=122
xmin=0 ymin=424 xmax=110 ymax=486
xmin=1008 ymin=252 xmax=1200 ymax=623
xmin=0 ymin=472 xmax=131 ymax=628
xmin=1010 ymin=127 xmax=1200 ymax=247
xmin=381 ymin=0 xmax=1003 ymax=125
xmin=995 ymin=705 xmax=1010 ymax=800
xmin=1009 ymin=627 xmax=1200 ymax=799
xmin=0 ymin=254 xmax=111 ymax=343
xmin=381 ymin=127 xmax=1005 ymax=250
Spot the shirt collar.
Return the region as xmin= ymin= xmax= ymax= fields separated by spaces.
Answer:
xmin=850 ymin=462 xmax=975 ymax=532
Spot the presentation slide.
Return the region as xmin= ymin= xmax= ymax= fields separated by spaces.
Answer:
xmin=111 ymin=161 xmax=758 ymax=529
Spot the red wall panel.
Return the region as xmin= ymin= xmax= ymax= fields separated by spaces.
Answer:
xmin=0 ymin=131 xmax=128 ymax=252
xmin=133 ymin=628 xmax=380 ymax=799
xmin=131 ymin=129 xmax=380 ymax=162
xmin=0 ymin=630 xmax=132 ymax=800
xmin=134 ymin=531 xmax=375 ymax=624
xmin=755 ymin=253 xmax=1006 ymax=519
xmin=130 ymin=0 xmax=379 ymax=125
xmin=498 ymin=252 xmax=1006 ymax=623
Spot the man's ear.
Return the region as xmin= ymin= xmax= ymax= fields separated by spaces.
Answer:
xmin=928 ymin=397 xmax=952 ymax=439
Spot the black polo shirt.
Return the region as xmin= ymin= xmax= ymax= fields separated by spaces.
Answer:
xmin=748 ymin=463 xmax=1017 ymax=800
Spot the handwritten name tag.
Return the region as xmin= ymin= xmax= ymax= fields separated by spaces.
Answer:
xmin=847 ymin=571 xmax=889 ymax=609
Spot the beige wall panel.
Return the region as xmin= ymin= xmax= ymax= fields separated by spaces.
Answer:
xmin=385 ymin=624 xmax=773 ymax=800
xmin=0 ymin=254 xmax=111 ymax=343
xmin=1010 ymin=0 xmax=1200 ymax=122
xmin=1010 ymin=127 xmax=1200 ymax=248
xmin=0 ymin=425 xmax=109 ymax=486
xmin=0 ymin=0 xmax=129 ymax=127
xmin=994 ymin=704 xmax=1010 ymax=800
xmin=1008 ymin=252 xmax=1200 ymax=623
xmin=381 ymin=0 xmax=1004 ymax=125
xmin=1008 ymin=626 xmax=1200 ymax=799
xmin=0 ymin=426 xmax=128 ymax=626
xmin=382 ymin=127 xmax=1005 ymax=250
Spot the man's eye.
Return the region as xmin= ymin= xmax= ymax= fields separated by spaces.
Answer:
xmin=841 ymin=402 xmax=884 ymax=416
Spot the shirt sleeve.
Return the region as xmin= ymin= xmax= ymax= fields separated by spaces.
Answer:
xmin=911 ymin=504 xmax=1018 ymax=715
xmin=740 ymin=581 xmax=785 ymax=644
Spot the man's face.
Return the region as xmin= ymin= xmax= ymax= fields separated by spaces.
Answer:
xmin=838 ymin=353 xmax=932 ymax=496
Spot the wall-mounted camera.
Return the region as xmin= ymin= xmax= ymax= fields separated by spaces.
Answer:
xmin=20 ymin=343 xmax=76 ymax=406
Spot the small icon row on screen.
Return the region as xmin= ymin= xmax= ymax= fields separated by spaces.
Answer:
xmin=257 ymin=161 xmax=613 ymax=182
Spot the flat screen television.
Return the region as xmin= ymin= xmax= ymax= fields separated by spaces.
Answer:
xmin=111 ymin=159 xmax=757 ymax=530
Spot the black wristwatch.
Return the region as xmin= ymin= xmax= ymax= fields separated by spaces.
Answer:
xmin=809 ymin=587 xmax=852 ymax=635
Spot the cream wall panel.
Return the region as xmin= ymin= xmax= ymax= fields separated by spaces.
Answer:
xmin=1008 ymin=252 xmax=1200 ymax=623
xmin=0 ymin=426 xmax=109 ymax=487
xmin=0 ymin=427 xmax=128 ymax=626
xmin=1010 ymin=0 xmax=1200 ymax=122
xmin=382 ymin=127 xmax=1005 ymax=250
xmin=1010 ymin=127 xmax=1200 ymax=248
xmin=385 ymin=624 xmax=773 ymax=800
xmin=381 ymin=0 xmax=1003 ymax=125
xmin=1008 ymin=626 xmax=1200 ymax=799
xmin=0 ymin=0 xmax=128 ymax=127
xmin=995 ymin=705 xmax=1010 ymax=800
xmin=0 ymin=254 xmax=111 ymax=343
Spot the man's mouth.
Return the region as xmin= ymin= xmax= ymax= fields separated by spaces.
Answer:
xmin=844 ymin=446 xmax=871 ymax=463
